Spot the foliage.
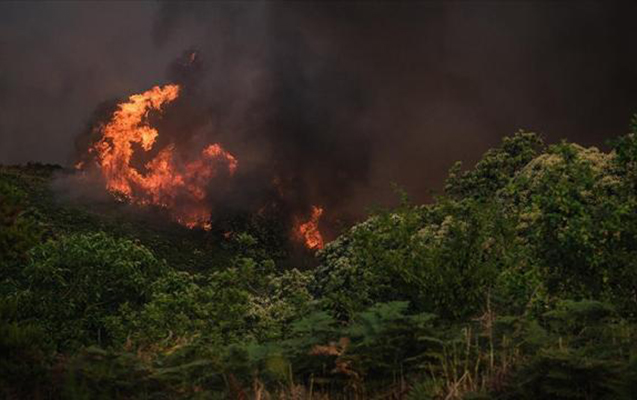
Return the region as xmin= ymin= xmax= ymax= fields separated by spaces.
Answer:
xmin=3 ymin=119 xmax=637 ymax=398
xmin=61 ymin=346 xmax=225 ymax=400
xmin=15 ymin=232 xmax=168 ymax=350
xmin=314 ymin=193 xmax=529 ymax=321
xmin=0 ymin=179 xmax=42 ymax=289
xmin=444 ymin=131 xmax=544 ymax=200
xmin=0 ymin=299 xmax=51 ymax=399
xmin=498 ymin=300 xmax=637 ymax=400
xmin=507 ymin=143 xmax=637 ymax=315
xmin=219 ymin=301 xmax=442 ymax=398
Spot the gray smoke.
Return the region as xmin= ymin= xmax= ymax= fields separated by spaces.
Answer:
xmin=2 ymin=1 xmax=637 ymax=223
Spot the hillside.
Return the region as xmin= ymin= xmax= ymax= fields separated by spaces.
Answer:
xmin=2 ymin=125 xmax=637 ymax=399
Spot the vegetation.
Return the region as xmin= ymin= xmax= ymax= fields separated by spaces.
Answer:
xmin=2 ymin=119 xmax=637 ymax=398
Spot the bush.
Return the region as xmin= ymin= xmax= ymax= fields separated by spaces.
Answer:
xmin=108 ymin=268 xmax=252 ymax=349
xmin=316 ymin=133 xmax=637 ymax=321
xmin=499 ymin=301 xmax=637 ymax=400
xmin=4 ymin=123 xmax=637 ymax=398
xmin=0 ymin=299 xmax=50 ymax=399
xmin=108 ymin=250 xmax=314 ymax=350
xmin=445 ymin=131 xmax=544 ymax=199
xmin=315 ymin=198 xmax=520 ymax=320
xmin=0 ymin=179 xmax=41 ymax=289
xmin=15 ymin=232 xmax=167 ymax=350
xmin=507 ymin=142 xmax=637 ymax=315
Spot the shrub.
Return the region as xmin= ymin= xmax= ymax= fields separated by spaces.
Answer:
xmin=511 ymin=143 xmax=637 ymax=314
xmin=315 ymin=198 xmax=519 ymax=320
xmin=0 ymin=299 xmax=50 ymax=399
xmin=0 ymin=179 xmax=41 ymax=289
xmin=445 ymin=131 xmax=544 ymax=199
xmin=108 ymin=268 xmax=252 ymax=349
xmin=16 ymin=232 xmax=167 ymax=349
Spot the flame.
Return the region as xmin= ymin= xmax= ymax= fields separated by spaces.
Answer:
xmin=296 ymin=205 xmax=324 ymax=250
xmin=90 ymin=84 xmax=237 ymax=229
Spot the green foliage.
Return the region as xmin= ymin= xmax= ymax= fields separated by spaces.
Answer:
xmin=0 ymin=299 xmax=50 ymax=399
xmin=612 ymin=119 xmax=637 ymax=193
xmin=219 ymin=301 xmax=441 ymax=397
xmin=506 ymin=142 xmax=637 ymax=315
xmin=62 ymin=346 xmax=225 ymax=399
xmin=107 ymin=239 xmax=314 ymax=350
xmin=499 ymin=301 xmax=637 ymax=400
xmin=316 ymin=198 xmax=522 ymax=320
xmin=0 ymin=179 xmax=42 ymax=288
xmin=108 ymin=265 xmax=259 ymax=349
xmin=308 ymin=128 xmax=637 ymax=397
xmin=345 ymin=302 xmax=440 ymax=381
xmin=445 ymin=131 xmax=543 ymax=199
xmin=512 ymin=352 xmax=624 ymax=400
xmin=16 ymin=232 xmax=167 ymax=349
xmin=246 ymin=266 xmax=315 ymax=341
xmin=319 ymin=134 xmax=637 ymax=322
xmin=4 ymin=121 xmax=637 ymax=398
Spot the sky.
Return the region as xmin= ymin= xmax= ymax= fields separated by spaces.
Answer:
xmin=1 ymin=1 xmax=637 ymax=210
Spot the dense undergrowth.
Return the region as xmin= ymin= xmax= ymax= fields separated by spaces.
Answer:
xmin=2 ymin=118 xmax=637 ymax=399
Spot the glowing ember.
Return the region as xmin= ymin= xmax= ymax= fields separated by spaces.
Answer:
xmin=296 ymin=205 xmax=324 ymax=250
xmin=89 ymin=84 xmax=237 ymax=229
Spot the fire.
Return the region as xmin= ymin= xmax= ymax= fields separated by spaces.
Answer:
xmin=296 ymin=205 xmax=324 ymax=250
xmin=89 ymin=84 xmax=237 ymax=229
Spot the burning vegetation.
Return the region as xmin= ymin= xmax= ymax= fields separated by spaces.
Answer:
xmin=81 ymin=84 xmax=238 ymax=230
xmin=295 ymin=205 xmax=324 ymax=250
xmin=69 ymin=40 xmax=381 ymax=251
xmin=8 ymin=128 xmax=637 ymax=399
xmin=76 ymin=71 xmax=325 ymax=249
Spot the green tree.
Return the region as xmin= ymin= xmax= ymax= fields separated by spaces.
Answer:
xmin=16 ymin=232 xmax=167 ymax=349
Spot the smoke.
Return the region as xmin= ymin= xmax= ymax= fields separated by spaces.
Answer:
xmin=3 ymin=1 xmax=637 ymax=223
xmin=77 ymin=2 xmax=377 ymax=235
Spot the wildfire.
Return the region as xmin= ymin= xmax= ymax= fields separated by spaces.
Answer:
xmin=88 ymin=84 xmax=237 ymax=229
xmin=296 ymin=205 xmax=324 ymax=250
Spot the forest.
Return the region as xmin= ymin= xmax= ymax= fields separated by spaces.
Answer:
xmin=2 ymin=120 xmax=637 ymax=399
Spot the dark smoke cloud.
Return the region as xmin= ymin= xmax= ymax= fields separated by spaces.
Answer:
xmin=2 ymin=1 xmax=637 ymax=221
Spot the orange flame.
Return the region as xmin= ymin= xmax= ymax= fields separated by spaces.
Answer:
xmin=296 ymin=205 xmax=324 ymax=250
xmin=90 ymin=84 xmax=237 ymax=229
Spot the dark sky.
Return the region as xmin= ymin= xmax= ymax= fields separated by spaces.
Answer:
xmin=1 ymin=1 xmax=637 ymax=209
